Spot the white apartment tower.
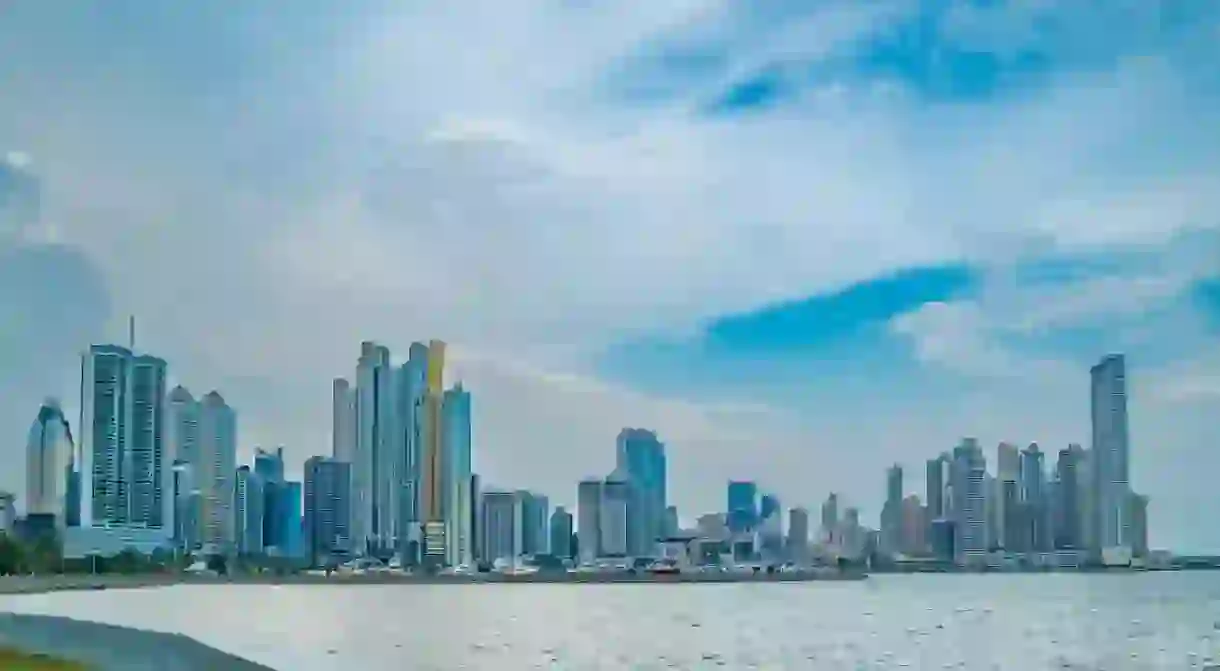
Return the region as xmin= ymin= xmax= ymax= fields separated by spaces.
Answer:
xmin=79 ymin=345 xmax=167 ymax=529
xmin=1091 ymin=353 xmax=1131 ymax=553
xmin=197 ymin=391 xmax=237 ymax=551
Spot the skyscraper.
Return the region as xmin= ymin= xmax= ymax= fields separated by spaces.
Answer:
xmin=786 ymin=507 xmax=809 ymax=562
xmin=577 ymin=478 xmax=602 ymax=562
xmin=1021 ymin=443 xmax=1050 ymax=552
xmin=331 ymin=378 xmax=356 ymax=464
xmin=354 ymin=341 xmax=398 ymax=555
xmin=254 ymin=447 xmax=285 ymax=552
xmin=550 ymin=506 xmax=574 ymax=559
xmin=1055 ymin=445 xmax=1082 ymax=550
xmin=419 ymin=340 xmax=447 ymax=565
xmin=234 ymin=465 xmax=264 ymax=555
xmin=600 ymin=469 xmax=631 ymax=558
xmin=443 ymin=383 xmax=473 ymax=566
xmin=26 ymin=398 xmax=73 ymax=522
xmin=727 ymin=481 xmax=758 ymax=534
xmin=1091 ymin=353 xmax=1131 ymax=552
xmin=951 ymin=438 xmax=987 ymax=562
xmin=197 ymin=391 xmax=237 ymax=551
xmin=996 ymin=442 xmax=1019 ymax=550
xmin=305 ymin=456 xmax=351 ymax=566
xmin=820 ymin=492 xmax=839 ymax=544
xmin=616 ymin=428 xmax=666 ymax=556
xmin=480 ymin=490 xmax=523 ymax=564
xmin=398 ymin=342 xmax=429 ymax=553
xmin=165 ymin=385 xmax=200 ymax=536
xmin=881 ymin=464 xmax=903 ymax=554
xmin=79 ymin=345 xmax=167 ymax=530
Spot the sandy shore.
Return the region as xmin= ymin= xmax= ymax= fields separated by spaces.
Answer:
xmin=0 ymin=613 xmax=276 ymax=671
xmin=0 ymin=568 xmax=864 ymax=594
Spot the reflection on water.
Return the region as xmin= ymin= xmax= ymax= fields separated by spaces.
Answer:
xmin=4 ymin=573 xmax=1220 ymax=669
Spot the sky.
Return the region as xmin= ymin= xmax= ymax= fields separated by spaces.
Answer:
xmin=1 ymin=0 xmax=1218 ymax=550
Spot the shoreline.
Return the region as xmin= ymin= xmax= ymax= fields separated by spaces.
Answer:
xmin=0 ymin=613 xmax=275 ymax=670
xmin=0 ymin=568 xmax=865 ymax=595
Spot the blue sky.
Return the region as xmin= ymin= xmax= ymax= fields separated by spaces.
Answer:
xmin=1 ymin=0 xmax=1219 ymax=550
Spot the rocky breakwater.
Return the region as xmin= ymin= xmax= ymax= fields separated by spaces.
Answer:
xmin=0 ymin=613 xmax=276 ymax=671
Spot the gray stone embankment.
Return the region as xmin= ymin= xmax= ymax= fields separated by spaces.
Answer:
xmin=0 ymin=613 xmax=276 ymax=671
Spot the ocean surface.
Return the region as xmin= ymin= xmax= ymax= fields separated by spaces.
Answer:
xmin=4 ymin=573 xmax=1220 ymax=669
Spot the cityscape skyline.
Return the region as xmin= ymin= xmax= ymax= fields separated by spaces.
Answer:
xmin=2 ymin=328 xmax=1155 ymax=570
xmin=2 ymin=3 xmax=1219 ymax=554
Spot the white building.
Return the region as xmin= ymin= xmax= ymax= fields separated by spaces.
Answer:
xmin=79 ymin=345 xmax=167 ymax=530
xmin=165 ymin=387 xmax=200 ymax=543
xmin=197 ymin=391 xmax=237 ymax=552
xmin=26 ymin=398 xmax=73 ymax=520
xmin=1091 ymin=354 xmax=1131 ymax=552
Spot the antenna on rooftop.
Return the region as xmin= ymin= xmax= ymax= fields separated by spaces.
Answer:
xmin=128 ymin=315 xmax=136 ymax=350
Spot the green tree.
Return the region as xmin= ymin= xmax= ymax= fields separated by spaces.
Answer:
xmin=0 ymin=533 xmax=28 ymax=575
xmin=28 ymin=533 xmax=63 ymax=574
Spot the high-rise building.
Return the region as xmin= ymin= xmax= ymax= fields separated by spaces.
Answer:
xmin=443 ymin=384 xmax=473 ymax=567
xmin=726 ymin=481 xmax=757 ymax=534
xmin=197 ymin=391 xmax=237 ymax=552
xmin=26 ymin=398 xmax=73 ymax=521
xmin=79 ymin=345 xmax=168 ymax=530
xmin=280 ymin=480 xmax=303 ymax=558
xmin=1054 ymin=446 xmax=1082 ymax=550
xmin=234 ymin=465 xmax=264 ymax=555
xmin=254 ymin=447 xmax=287 ymax=553
xmin=819 ymin=492 xmax=839 ymax=546
xmin=786 ymin=507 xmax=809 ymax=562
xmin=996 ymin=442 xmax=1019 ymax=550
xmin=169 ymin=460 xmax=195 ymax=551
xmin=600 ymin=469 xmax=631 ymax=558
xmin=354 ymin=341 xmax=399 ymax=555
xmin=615 ymin=428 xmax=666 ymax=557
xmin=1128 ymin=492 xmax=1148 ymax=558
xmin=549 ymin=506 xmax=574 ymax=559
xmin=925 ymin=457 xmax=945 ymax=522
xmin=0 ymin=492 xmax=15 ymax=534
xmin=577 ymin=478 xmax=602 ymax=562
xmin=1091 ymin=354 xmax=1131 ymax=553
xmin=396 ymin=342 xmax=428 ymax=555
xmin=519 ymin=491 xmax=549 ymax=557
xmin=331 ymin=378 xmax=356 ymax=464
xmin=480 ymin=490 xmax=523 ymax=564
xmin=881 ymin=464 xmax=903 ymax=554
xmin=419 ymin=339 xmax=447 ymax=564
xmin=1020 ymin=443 xmax=1050 ymax=552
xmin=304 ymin=456 xmax=351 ymax=566
xmin=165 ymin=386 xmax=200 ymax=539
xmin=468 ymin=473 xmax=481 ymax=564
xmin=951 ymin=438 xmax=987 ymax=562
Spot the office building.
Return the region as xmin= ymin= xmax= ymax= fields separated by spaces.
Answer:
xmin=820 ymin=492 xmax=839 ymax=544
xmin=419 ymin=339 xmax=447 ymax=564
xmin=727 ymin=481 xmax=757 ymax=534
xmin=234 ymin=465 xmax=264 ymax=555
xmin=304 ymin=456 xmax=351 ymax=566
xmin=397 ymin=342 xmax=429 ymax=545
xmin=1128 ymin=492 xmax=1148 ymax=558
xmin=1021 ymin=443 xmax=1050 ymax=552
xmin=26 ymin=399 xmax=73 ymax=522
xmin=549 ymin=506 xmax=574 ymax=559
xmin=996 ymin=442 xmax=1019 ymax=550
xmin=197 ymin=391 xmax=237 ymax=552
xmin=480 ymin=490 xmax=523 ymax=564
xmin=165 ymin=386 xmax=200 ymax=541
xmin=280 ymin=480 xmax=303 ymax=558
xmin=354 ymin=341 xmax=398 ymax=555
xmin=577 ymin=478 xmax=602 ymax=562
xmin=1055 ymin=446 xmax=1082 ymax=550
xmin=443 ymin=384 xmax=473 ymax=567
xmin=616 ymin=428 xmax=667 ymax=557
xmin=331 ymin=378 xmax=356 ymax=464
xmin=881 ymin=464 xmax=903 ymax=554
xmin=79 ymin=344 xmax=168 ymax=530
xmin=786 ymin=507 xmax=809 ymax=562
xmin=1091 ymin=354 xmax=1131 ymax=552
xmin=600 ymin=469 xmax=631 ymax=557
xmin=519 ymin=491 xmax=549 ymax=557
xmin=0 ymin=492 xmax=15 ymax=534
xmin=254 ymin=447 xmax=285 ymax=552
